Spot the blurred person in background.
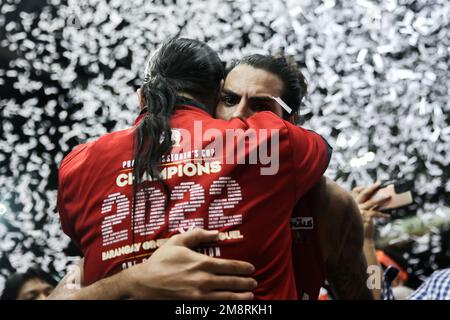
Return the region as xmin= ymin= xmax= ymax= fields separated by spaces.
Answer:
xmin=353 ymin=182 xmax=415 ymax=300
xmin=408 ymin=268 xmax=450 ymax=300
xmin=1 ymin=267 xmax=57 ymax=300
xmin=355 ymin=182 xmax=450 ymax=300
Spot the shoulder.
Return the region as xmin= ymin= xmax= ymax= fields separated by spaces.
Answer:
xmin=60 ymin=128 xmax=131 ymax=175
xmin=313 ymin=177 xmax=357 ymax=218
xmin=60 ymin=142 xmax=91 ymax=173
xmin=314 ymin=178 xmax=362 ymax=260
xmin=243 ymin=111 xmax=291 ymax=131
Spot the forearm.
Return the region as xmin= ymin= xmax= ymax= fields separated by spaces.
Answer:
xmin=48 ymin=269 xmax=130 ymax=300
xmin=74 ymin=273 xmax=129 ymax=300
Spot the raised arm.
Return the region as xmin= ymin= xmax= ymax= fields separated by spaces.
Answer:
xmin=352 ymin=183 xmax=391 ymax=300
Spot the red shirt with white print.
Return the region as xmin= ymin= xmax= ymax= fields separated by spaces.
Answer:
xmin=57 ymin=99 xmax=331 ymax=299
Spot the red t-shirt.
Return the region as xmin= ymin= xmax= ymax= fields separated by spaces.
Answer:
xmin=57 ymin=102 xmax=330 ymax=299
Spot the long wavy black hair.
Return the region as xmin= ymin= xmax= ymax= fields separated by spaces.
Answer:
xmin=132 ymin=38 xmax=224 ymax=217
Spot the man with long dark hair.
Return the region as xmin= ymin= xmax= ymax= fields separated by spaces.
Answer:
xmin=55 ymin=38 xmax=331 ymax=299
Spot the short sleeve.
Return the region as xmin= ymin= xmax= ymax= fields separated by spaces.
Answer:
xmin=284 ymin=121 xmax=332 ymax=201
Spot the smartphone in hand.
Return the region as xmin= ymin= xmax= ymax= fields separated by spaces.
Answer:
xmin=372 ymin=182 xmax=414 ymax=210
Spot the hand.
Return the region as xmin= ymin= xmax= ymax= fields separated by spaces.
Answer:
xmin=121 ymin=228 xmax=257 ymax=300
xmin=352 ymin=182 xmax=391 ymax=240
